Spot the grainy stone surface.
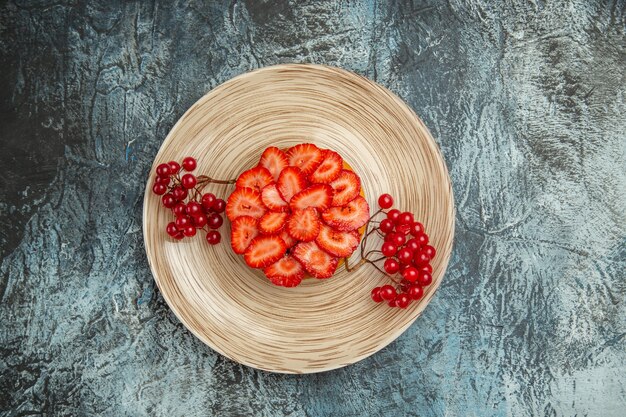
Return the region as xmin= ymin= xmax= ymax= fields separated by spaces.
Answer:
xmin=1 ymin=0 xmax=625 ymax=416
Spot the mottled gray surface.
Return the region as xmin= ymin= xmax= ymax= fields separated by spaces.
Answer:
xmin=1 ymin=0 xmax=625 ymax=416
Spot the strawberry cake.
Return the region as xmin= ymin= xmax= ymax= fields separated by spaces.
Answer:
xmin=226 ymin=143 xmax=370 ymax=287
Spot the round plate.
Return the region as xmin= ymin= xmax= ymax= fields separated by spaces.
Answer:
xmin=143 ymin=64 xmax=454 ymax=374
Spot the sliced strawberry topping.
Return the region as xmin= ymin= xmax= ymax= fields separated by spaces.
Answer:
xmin=292 ymin=241 xmax=339 ymax=279
xmin=277 ymin=166 xmax=307 ymax=202
xmin=259 ymin=146 xmax=288 ymax=181
xmin=244 ymin=235 xmax=287 ymax=269
xmin=329 ymin=170 xmax=361 ymax=206
xmin=258 ymin=211 xmax=288 ymax=235
xmin=315 ymin=224 xmax=361 ymax=257
xmin=260 ymin=183 xmax=289 ymax=212
xmin=321 ymin=195 xmax=370 ymax=231
xmin=226 ymin=187 xmax=266 ymax=221
xmin=263 ymin=255 xmax=305 ymax=287
xmin=235 ymin=166 xmax=273 ymax=193
xmin=280 ymin=230 xmax=298 ymax=248
xmin=309 ymin=150 xmax=343 ymax=183
xmin=230 ymin=216 xmax=259 ymax=254
xmin=289 ymin=184 xmax=334 ymax=211
xmin=286 ymin=143 xmax=324 ymax=175
xmin=287 ymin=207 xmax=320 ymax=242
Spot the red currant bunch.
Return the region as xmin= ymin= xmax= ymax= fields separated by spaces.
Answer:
xmin=369 ymin=193 xmax=436 ymax=309
xmin=151 ymin=157 xmax=226 ymax=245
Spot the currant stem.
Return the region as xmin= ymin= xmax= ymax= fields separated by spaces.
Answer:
xmin=197 ymin=175 xmax=236 ymax=185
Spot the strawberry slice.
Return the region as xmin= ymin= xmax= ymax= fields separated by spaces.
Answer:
xmin=309 ymin=150 xmax=343 ymax=183
xmin=287 ymin=207 xmax=320 ymax=242
xmin=261 ymin=183 xmax=289 ymax=212
xmin=289 ymin=184 xmax=334 ymax=211
xmin=244 ymin=235 xmax=287 ymax=269
xmin=329 ymin=170 xmax=361 ymax=206
xmin=321 ymin=195 xmax=370 ymax=231
xmin=230 ymin=216 xmax=259 ymax=254
xmin=226 ymin=187 xmax=266 ymax=221
xmin=277 ymin=166 xmax=307 ymax=202
xmin=235 ymin=166 xmax=273 ymax=193
xmin=286 ymin=143 xmax=324 ymax=175
xmin=263 ymin=255 xmax=305 ymax=287
xmin=315 ymin=224 xmax=361 ymax=257
xmin=259 ymin=146 xmax=288 ymax=181
xmin=258 ymin=211 xmax=288 ymax=235
xmin=292 ymin=241 xmax=339 ymax=279
xmin=280 ymin=230 xmax=298 ymax=248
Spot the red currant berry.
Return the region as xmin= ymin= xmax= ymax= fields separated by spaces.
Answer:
xmin=168 ymin=161 xmax=181 ymax=174
xmin=183 ymin=225 xmax=197 ymax=237
xmin=152 ymin=183 xmax=167 ymax=195
xmin=407 ymin=284 xmax=424 ymax=300
xmin=161 ymin=194 xmax=176 ymax=208
xmin=379 ymin=285 xmax=396 ymax=301
xmin=173 ymin=203 xmax=186 ymax=216
xmin=379 ymin=219 xmax=395 ymax=234
xmin=384 ymin=232 xmax=395 ymax=242
xmin=406 ymin=238 xmax=420 ymax=252
xmin=181 ymin=174 xmax=197 ymax=189
xmin=395 ymin=294 xmax=410 ymax=309
xmin=193 ymin=214 xmax=208 ymax=227
xmin=186 ymin=202 xmax=203 ymax=216
xmin=201 ymin=193 xmax=216 ymax=210
xmin=391 ymin=233 xmax=405 ymax=247
xmin=410 ymin=221 xmax=424 ymax=236
xmin=212 ymin=199 xmax=226 ymax=213
xmin=396 ymin=223 xmax=411 ymax=235
xmin=420 ymin=264 xmax=433 ymax=274
xmin=371 ymin=287 xmax=383 ymax=303
xmin=182 ymin=157 xmax=197 ymax=171
xmin=415 ymin=232 xmax=429 ymax=247
xmin=173 ymin=231 xmax=185 ymax=240
xmin=206 ymin=230 xmax=221 ymax=245
xmin=398 ymin=211 xmax=414 ymax=225
xmin=417 ymin=272 xmax=432 ymax=286
xmin=397 ymin=247 xmax=413 ymax=264
xmin=172 ymin=186 xmax=187 ymax=201
xmin=378 ymin=193 xmax=394 ymax=209
xmin=402 ymin=266 xmax=419 ymax=282
xmin=155 ymin=175 xmax=171 ymax=185
xmin=384 ymin=258 xmax=400 ymax=274
xmin=166 ymin=222 xmax=178 ymax=237
xmin=414 ymin=251 xmax=430 ymax=266
xmin=423 ymin=245 xmax=436 ymax=259
xmin=156 ymin=163 xmax=171 ymax=177
xmin=207 ymin=213 xmax=223 ymax=229
xmin=388 ymin=298 xmax=397 ymax=308
xmin=381 ymin=242 xmax=398 ymax=257
xmin=387 ymin=209 xmax=401 ymax=223
xmin=175 ymin=215 xmax=191 ymax=229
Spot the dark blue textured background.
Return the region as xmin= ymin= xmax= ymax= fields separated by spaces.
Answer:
xmin=1 ymin=1 xmax=625 ymax=416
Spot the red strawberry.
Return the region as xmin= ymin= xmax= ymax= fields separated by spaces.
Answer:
xmin=280 ymin=230 xmax=298 ymax=248
xmin=286 ymin=143 xmax=324 ymax=175
xmin=226 ymin=187 xmax=266 ymax=221
xmin=263 ymin=255 xmax=305 ymax=287
xmin=230 ymin=216 xmax=259 ymax=254
xmin=260 ymin=183 xmax=289 ymax=212
xmin=244 ymin=235 xmax=287 ymax=269
xmin=287 ymin=207 xmax=320 ymax=242
xmin=258 ymin=211 xmax=288 ymax=235
xmin=321 ymin=196 xmax=370 ymax=231
xmin=289 ymin=184 xmax=334 ymax=211
xmin=235 ymin=166 xmax=273 ymax=193
xmin=329 ymin=170 xmax=361 ymax=206
xmin=259 ymin=146 xmax=288 ymax=181
xmin=316 ymin=224 xmax=360 ymax=257
xmin=309 ymin=150 xmax=343 ymax=183
xmin=277 ymin=166 xmax=307 ymax=202
xmin=292 ymin=241 xmax=339 ymax=279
